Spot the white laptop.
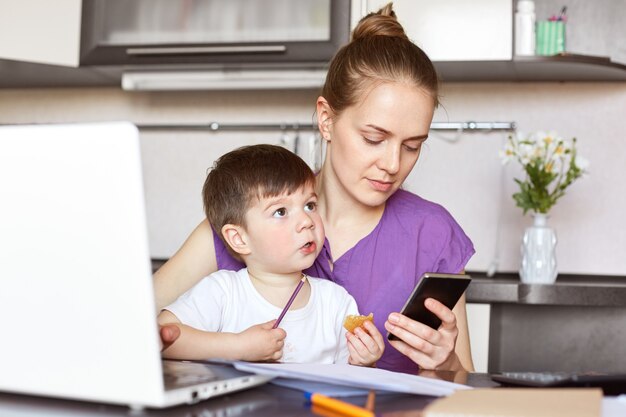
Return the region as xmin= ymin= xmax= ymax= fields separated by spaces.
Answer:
xmin=0 ymin=122 xmax=272 ymax=409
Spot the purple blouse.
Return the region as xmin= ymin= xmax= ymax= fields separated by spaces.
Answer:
xmin=213 ymin=189 xmax=475 ymax=373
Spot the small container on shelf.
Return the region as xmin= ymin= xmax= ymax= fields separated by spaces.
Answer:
xmin=536 ymin=6 xmax=567 ymax=56
xmin=536 ymin=20 xmax=566 ymax=55
xmin=515 ymin=0 xmax=536 ymax=56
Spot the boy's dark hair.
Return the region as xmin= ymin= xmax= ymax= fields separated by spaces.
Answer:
xmin=202 ymin=144 xmax=316 ymax=257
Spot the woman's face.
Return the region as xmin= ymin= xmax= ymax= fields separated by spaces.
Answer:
xmin=320 ymin=82 xmax=435 ymax=208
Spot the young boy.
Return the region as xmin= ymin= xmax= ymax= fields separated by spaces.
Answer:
xmin=159 ymin=145 xmax=384 ymax=365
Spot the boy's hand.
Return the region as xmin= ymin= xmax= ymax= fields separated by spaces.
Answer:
xmin=347 ymin=320 xmax=385 ymax=367
xmin=236 ymin=320 xmax=286 ymax=362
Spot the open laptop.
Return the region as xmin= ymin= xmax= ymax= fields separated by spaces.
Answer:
xmin=0 ymin=122 xmax=272 ymax=409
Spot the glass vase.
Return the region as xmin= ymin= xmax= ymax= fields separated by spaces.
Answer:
xmin=520 ymin=213 xmax=558 ymax=284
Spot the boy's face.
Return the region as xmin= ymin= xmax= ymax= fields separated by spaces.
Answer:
xmin=242 ymin=183 xmax=324 ymax=274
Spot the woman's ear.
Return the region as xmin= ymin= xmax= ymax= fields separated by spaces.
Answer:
xmin=221 ymin=224 xmax=251 ymax=256
xmin=316 ymin=96 xmax=333 ymax=142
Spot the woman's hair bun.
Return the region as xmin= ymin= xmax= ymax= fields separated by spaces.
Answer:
xmin=351 ymin=2 xmax=409 ymax=41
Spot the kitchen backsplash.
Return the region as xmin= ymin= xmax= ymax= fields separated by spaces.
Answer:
xmin=1 ymin=82 xmax=625 ymax=276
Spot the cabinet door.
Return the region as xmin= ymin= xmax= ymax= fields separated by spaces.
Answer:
xmin=0 ymin=0 xmax=81 ymax=66
xmin=80 ymin=0 xmax=349 ymax=66
xmin=353 ymin=0 xmax=512 ymax=61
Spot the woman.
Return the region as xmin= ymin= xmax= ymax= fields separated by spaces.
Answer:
xmin=155 ymin=3 xmax=475 ymax=373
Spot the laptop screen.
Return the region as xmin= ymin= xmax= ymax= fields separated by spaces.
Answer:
xmin=0 ymin=122 xmax=165 ymax=405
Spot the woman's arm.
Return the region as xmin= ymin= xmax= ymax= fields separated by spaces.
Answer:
xmin=451 ymin=294 xmax=475 ymax=371
xmin=153 ymin=219 xmax=218 ymax=310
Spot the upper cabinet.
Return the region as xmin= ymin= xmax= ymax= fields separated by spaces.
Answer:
xmin=1 ymin=0 xmax=625 ymax=87
xmin=0 ymin=0 xmax=350 ymax=89
xmin=353 ymin=0 xmax=626 ymax=82
xmin=80 ymin=0 xmax=349 ymax=67
xmin=356 ymin=0 xmax=512 ymax=62
xmin=0 ymin=0 xmax=82 ymax=67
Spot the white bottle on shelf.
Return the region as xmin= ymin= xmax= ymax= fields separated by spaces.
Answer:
xmin=515 ymin=0 xmax=536 ymax=56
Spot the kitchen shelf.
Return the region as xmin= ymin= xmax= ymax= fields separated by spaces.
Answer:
xmin=0 ymin=59 xmax=121 ymax=88
xmin=466 ymin=271 xmax=626 ymax=306
xmin=436 ymin=53 xmax=626 ymax=82
xmin=2 ymin=53 xmax=626 ymax=89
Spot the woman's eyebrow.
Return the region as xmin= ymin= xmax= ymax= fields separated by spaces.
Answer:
xmin=365 ymin=124 xmax=390 ymax=134
xmin=365 ymin=124 xmax=428 ymax=140
xmin=406 ymin=135 xmax=429 ymax=141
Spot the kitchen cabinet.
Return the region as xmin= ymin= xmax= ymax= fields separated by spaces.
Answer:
xmin=356 ymin=0 xmax=513 ymax=62
xmin=353 ymin=0 xmax=626 ymax=81
xmin=1 ymin=0 xmax=625 ymax=88
xmin=80 ymin=0 xmax=349 ymax=67
xmin=0 ymin=0 xmax=81 ymax=67
xmin=0 ymin=0 xmax=351 ymax=89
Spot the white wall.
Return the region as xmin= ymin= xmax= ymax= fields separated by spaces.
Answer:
xmin=415 ymin=83 xmax=626 ymax=276
xmin=2 ymin=82 xmax=624 ymax=372
xmin=2 ymin=84 xmax=624 ymax=276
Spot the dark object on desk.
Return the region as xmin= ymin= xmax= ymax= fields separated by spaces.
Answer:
xmin=492 ymin=371 xmax=626 ymax=395
xmin=388 ymin=273 xmax=471 ymax=340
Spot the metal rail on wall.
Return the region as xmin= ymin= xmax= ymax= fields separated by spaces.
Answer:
xmin=136 ymin=121 xmax=516 ymax=132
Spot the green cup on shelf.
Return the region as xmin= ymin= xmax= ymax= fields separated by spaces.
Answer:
xmin=536 ymin=20 xmax=566 ymax=55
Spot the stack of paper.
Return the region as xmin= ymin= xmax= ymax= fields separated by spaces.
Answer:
xmin=233 ymin=362 xmax=470 ymax=397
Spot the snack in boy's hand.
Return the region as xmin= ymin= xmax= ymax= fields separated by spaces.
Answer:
xmin=343 ymin=313 xmax=374 ymax=332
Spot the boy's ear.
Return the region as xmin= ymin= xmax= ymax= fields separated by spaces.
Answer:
xmin=316 ymin=96 xmax=333 ymax=142
xmin=221 ymin=224 xmax=251 ymax=256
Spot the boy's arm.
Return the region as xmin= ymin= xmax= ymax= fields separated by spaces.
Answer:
xmin=158 ymin=310 xmax=286 ymax=362
xmin=158 ymin=310 xmax=240 ymax=360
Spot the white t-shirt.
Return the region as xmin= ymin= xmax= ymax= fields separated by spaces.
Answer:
xmin=164 ymin=268 xmax=359 ymax=364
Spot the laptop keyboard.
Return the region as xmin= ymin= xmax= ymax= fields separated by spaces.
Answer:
xmin=163 ymin=360 xmax=222 ymax=390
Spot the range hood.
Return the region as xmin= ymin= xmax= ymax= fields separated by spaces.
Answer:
xmin=121 ymin=67 xmax=328 ymax=91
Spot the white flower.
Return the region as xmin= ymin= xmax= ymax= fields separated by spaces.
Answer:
xmin=519 ymin=143 xmax=535 ymax=162
xmin=546 ymin=156 xmax=563 ymax=174
xmin=575 ymin=155 xmax=590 ymax=172
xmin=499 ymin=149 xmax=514 ymax=165
xmin=531 ymin=131 xmax=546 ymax=141
xmin=499 ymin=129 xmax=588 ymax=215
xmin=561 ymin=138 xmax=574 ymax=152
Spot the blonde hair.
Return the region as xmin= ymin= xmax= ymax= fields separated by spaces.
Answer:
xmin=322 ymin=2 xmax=439 ymax=116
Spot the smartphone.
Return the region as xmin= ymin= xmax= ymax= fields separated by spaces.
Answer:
xmin=387 ymin=272 xmax=471 ymax=341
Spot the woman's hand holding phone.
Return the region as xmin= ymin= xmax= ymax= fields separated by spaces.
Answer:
xmin=384 ymin=273 xmax=471 ymax=371
xmin=384 ymin=298 xmax=463 ymax=371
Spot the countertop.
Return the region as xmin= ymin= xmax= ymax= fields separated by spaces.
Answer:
xmin=465 ymin=271 xmax=626 ymax=307
xmin=151 ymin=260 xmax=626 ymax=307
